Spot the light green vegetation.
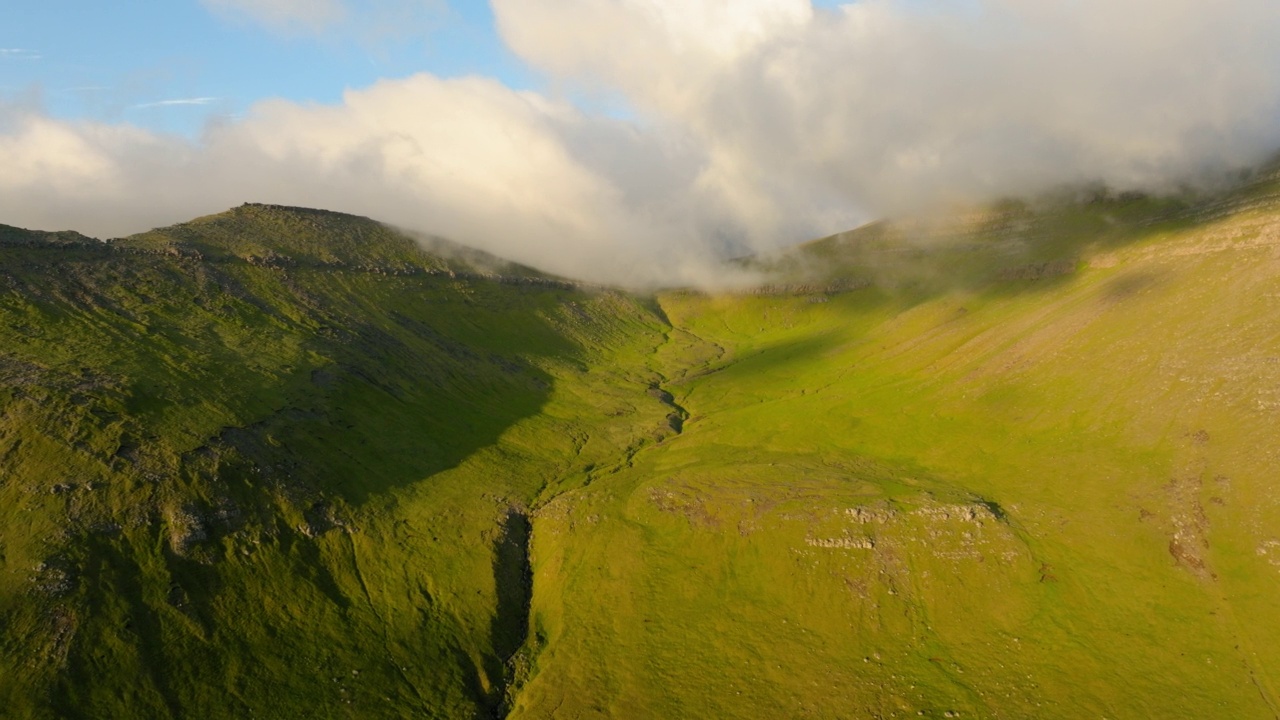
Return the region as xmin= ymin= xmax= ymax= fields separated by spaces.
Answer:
xmin=3 ymin=174 xmax=1280 ymax=719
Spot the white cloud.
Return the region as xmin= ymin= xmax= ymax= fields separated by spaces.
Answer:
xmin=0 ymin=78 xmax=741 ymax=287
xmin=495 ymin=0 xmax=1280 ymax=226
xmin=133 ymin=97 xmax=220 ymax=109
xmin=4 ymin=1 xmax=1280 ymax=287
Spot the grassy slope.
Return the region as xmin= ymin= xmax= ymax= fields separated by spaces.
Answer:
xmin=512 ymin=182 xmax=1280 ymax=718
xmin=4 ymin=179 xmax=1280 ymax=719
xmin=0 ymin=206 xmax=677 ymax=718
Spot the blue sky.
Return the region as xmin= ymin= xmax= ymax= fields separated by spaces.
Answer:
xmin=0 ymin=0 xmax=536 ymax=134
xmin=0 ymin=0 xmax=855 ymax=136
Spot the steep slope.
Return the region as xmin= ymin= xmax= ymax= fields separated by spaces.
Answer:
xmin=0 ymin=206 xmax=677 ymax=718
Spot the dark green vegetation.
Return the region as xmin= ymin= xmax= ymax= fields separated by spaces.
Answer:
xmin=3 ymin=175 xmax=1280 ymax=718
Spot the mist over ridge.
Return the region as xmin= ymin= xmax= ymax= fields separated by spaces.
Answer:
xmin=3 ymin=0 xmax=1280 ymax=287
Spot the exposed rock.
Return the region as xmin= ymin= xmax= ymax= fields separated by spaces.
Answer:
xmin=31 ymin=558 xmax=76 ymax=597
xmin=165 ymin=505 xmax=209 ymax=555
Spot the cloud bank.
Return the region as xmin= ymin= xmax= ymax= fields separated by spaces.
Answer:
xmin=4 ymin=0 xmax=1280 ymax=286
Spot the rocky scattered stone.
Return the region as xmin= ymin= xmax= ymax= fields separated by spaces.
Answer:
xmin=845 ymin=506 xmax=896 ymax=524
xmin=91 ymin=521 xmax=123 ymax=537
xmin=300 ymin=501 xmax=347 ymax=538
xmin=997 ymin=259 xmax=1077 ymax=281
xmin=911 ymin=503 xmax=994 ymax=524
xmin=1256 ymin=540 xmax=1280 ymax=568
xmin=31 ymin=558 xmax=76 ymax=597
xmin=1166 ymin=475 xmax=1214 ymax=580
xmin=165 ymin=505 xmax=209 ymax=555
xmin=806 ymin=536 xmax=875 ymax=549
xmin=748 ymin=278 xmax=872 ymax=296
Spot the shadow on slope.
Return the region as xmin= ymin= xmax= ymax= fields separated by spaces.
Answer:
xmin=0 ymin=210 xmax=662 ymax=718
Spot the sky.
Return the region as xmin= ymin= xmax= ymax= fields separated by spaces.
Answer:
xmin=0 ymin=1 xmax=534 ymax=134
xmin=3 ymin=0 xmax=1280 ymax=286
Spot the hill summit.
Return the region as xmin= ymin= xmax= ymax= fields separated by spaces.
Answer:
xmin=116 ymin=203 xmax=552 ymax=280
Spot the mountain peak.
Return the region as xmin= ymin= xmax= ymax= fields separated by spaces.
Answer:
xmin=111 ymin=203 xmax=549 ymax=279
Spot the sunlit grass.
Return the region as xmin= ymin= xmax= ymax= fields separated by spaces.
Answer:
xmin=3 ymin=180 xmax=1280 ymax=718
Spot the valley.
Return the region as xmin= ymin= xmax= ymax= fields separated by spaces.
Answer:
xmin=3 ymin=178 xmax=1280 ymax=718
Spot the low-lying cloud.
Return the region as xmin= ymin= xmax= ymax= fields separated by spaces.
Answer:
xmin=0 ymin=78 xmax=737 ymax=287
xmin=4 ymin=0 xmax=1280 ymax=286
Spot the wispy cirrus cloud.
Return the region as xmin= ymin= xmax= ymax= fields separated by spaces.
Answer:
xmin=199 ymin=0 xmax=443 ymax=41
xmin=199 ymin=0 xmax=346 ymax=34
xmin=132 ymin=97 xmax=220 ymax=109
xmin=0 ymin=48 xmax=42 ymax=60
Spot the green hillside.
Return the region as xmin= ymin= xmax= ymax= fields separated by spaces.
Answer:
xmin=3 ymin=179 xmax=1280 ymax=719
xmin=0 ymin=205 xmax=678 ymax=718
